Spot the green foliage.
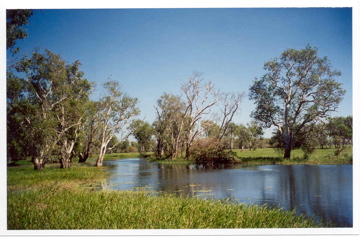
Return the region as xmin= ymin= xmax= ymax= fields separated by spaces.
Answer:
xmin=201 ymin=120 xmax=220 ymax=138
xmin=153 ymin=93 xmax=187 ymax=158
xmin=246 ymin=121 xmax=264 ymax=150
xmin=249 ymin=45 xmax=346 ymax=159
xmin=95 ymin=80 xmax=139 ymax=167
xmin=130 ymin=120 xmax=155 ymax=156
xmin=8 ymin=49 xmax=92 ymax=169
xmin=7 ymin=73 xmax=36 ymax=163
xmin=327 ymin=116 xmax=352 ymax=155
xmin=269 ymin=116 xmax=353 ymax=160
xmin=75 ymin=100 xmax=101 ymax=163
xmin=115 ymin=140 xmax=138 ymax=153
xmin=6 ymin=9 xmax=33 ymax=54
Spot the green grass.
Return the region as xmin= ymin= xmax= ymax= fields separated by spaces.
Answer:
xmin=233 ymin=147 xmax=352 ymax=165
xmin=8 ymin=187 xmax=324 ymax=229
xmin=76 ymin=147 xmax=352 ymax=166
xmin=139 ymin=147 xmax=352 ymax=166
xmin=7 ymin=156 xmax=327 ymax=229
xmin=9 ymin=148 xmax=349 ymax=229
xmin=103 ymin=152 xmax=143 ymax=161
xmin=7 ymin=164 xmax=109 ymax=191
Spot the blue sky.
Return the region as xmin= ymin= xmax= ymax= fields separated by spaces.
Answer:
xmin=7 ymin=7 xmax=353 ymax=137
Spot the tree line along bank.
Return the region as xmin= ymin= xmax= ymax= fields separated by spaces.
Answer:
xmin=7 ymin=10 xmax=351 ymax=170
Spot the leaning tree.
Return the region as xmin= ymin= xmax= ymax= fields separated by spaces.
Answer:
xmin=95 ymin=81 xmax=139 ymax=167
xmin=249 ymin=45 xmax=345 ymax=159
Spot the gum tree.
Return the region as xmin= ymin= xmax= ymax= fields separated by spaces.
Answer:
xmin=249 ymin=45 xmax=345 ymax=159
xmin=95 ymin=81 xmax=139 ymax=167
xmin=76 ymin=100 xmax=100 ymax=163
xmin=181 ymin=72 xmax=219 ymax=160
xmin=11 ymin=49 xmax=91 ymax=169
xmin=130 ymin=120 xmax=155 ymax=156
xmin=216 ymin=92 xmax=244 ymax=143
xmin=6 ymin=9 xmax=33 ymax=54
xmin=153 ymin=93 xmax=186 ymax=159
xmin=54 ymin=60 xmax=92 ymax=168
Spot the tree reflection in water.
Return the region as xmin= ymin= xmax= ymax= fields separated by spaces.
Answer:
xmin=104 ymin=159 xmax=352 ymax=227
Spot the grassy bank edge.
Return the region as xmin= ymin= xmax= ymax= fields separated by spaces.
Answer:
xmin=144 ymin=147 xmax=352 ymax=165
xmin=7 ymin=154 xmax=330 ymax=229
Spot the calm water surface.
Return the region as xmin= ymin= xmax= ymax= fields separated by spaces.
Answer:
xmin=104 ymin=158 xmax=352 ymax=227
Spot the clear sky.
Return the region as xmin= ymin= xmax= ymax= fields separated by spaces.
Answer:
xmin=6 ymin=7 xmax=353 ymax=138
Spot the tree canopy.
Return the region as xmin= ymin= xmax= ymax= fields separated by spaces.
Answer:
xmin=6 ymin=9 xmax=33 ymax=54
xmin=249 ymin=45 xmax=345 ymax=158
xmin=6 ymin=10 xmax=351 ymax=169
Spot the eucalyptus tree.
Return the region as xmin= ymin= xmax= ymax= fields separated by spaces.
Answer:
xmin=10 ymin=49 xmax=91 ymax=169
xmin=76 ymin=100 xmax=100 ymax=163
xmin=54 ymin=60 xmax=92 ymax=168
xmin=201 ymin=91 xmax=243 ymax=151
xmin=224 ymin=122 xmax=240 ymax=150
xmin=130 ymin=120 xmax=155 ymax=156
xmin=119 ymin=139 xmax=131 ymax=153
xmin=247 ymin=121 xmax=264 ymax=151
xmin=95 ymin=81 xmax=139 ymax=167
xmin=7 ymin=73 xmax=45 ymax=165
xmin=12 ymin=49 xmax=65 ymax=169
xmin=6 ymin=9 xmax=33 ymax=54
xmin=6 ymin=10 xmax=37 ymax=165
xmin=327 ymin=116 xmax=352 ymax=155
xmin=181 ymin=72 xmax=219 ymax=159
xmin=154 ymin=93 xmax=186 ymax=159
xmin=201 ymin=120 xmax=220 ymax=138
xmin=216 ymin=92 xmax=244 ymax=143
xmin=249 ymin=45 xmax=345 ymax=158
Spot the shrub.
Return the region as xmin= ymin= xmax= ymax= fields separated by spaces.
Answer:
xmin=190 ymin=137 xmax=238 ymax=166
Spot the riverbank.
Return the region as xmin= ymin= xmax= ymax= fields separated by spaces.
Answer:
xmin=7 ymin=157 xmax=328 ymax=229
xmin=147 ymin=147 xmax=353 ymax=165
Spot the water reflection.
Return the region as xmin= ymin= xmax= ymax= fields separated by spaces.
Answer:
xmin=104 ymin=159 xmax=352 ymax=227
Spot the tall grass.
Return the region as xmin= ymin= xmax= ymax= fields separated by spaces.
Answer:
xmin=7 ymin=163 xmax=109 ymax=191
xmin=8 ymin=148 xmax=348 ymax=229
xmin=7 ymin=158 xmax=327 ymax=229
xmin=8 ymin=187 xmax=324 ymax=229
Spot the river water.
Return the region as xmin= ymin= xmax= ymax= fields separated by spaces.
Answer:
xmin=104 ymin=158 xmax=353 ymax=227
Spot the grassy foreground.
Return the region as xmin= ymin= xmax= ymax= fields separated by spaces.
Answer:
xmin=7 ymin=156 xmax=327 ymax=230
xmin=8 ymin=188 xmax=322 ymax=229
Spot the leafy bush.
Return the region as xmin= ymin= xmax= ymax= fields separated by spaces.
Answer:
xmin=190 ymin=137 xmax=238 ymax=166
